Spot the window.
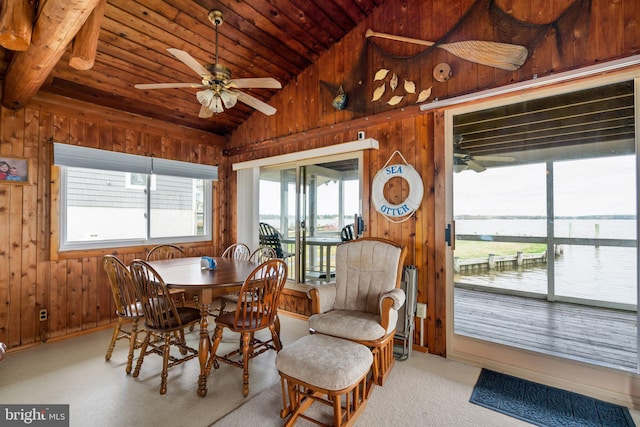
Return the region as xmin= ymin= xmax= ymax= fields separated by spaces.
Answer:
xmin=54 ymin=143 xmax=217 ymax=250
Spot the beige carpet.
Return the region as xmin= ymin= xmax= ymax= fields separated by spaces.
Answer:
xmin=212 ymin=351 xmax=534 ymax=427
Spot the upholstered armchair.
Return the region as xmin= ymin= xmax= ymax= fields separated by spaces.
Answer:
xmin=308 ymin=237 xmax=407 ymax=386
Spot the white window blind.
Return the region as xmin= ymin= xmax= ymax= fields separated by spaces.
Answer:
xmin=53 ymin=143 xmax=218 ymax=180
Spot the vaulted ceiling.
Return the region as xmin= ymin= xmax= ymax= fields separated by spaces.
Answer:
xmin=0 ymin=0 xmax=389 ymax=136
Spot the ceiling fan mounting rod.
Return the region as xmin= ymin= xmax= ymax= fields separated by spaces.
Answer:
xmin=208 ymin=10 xmax=223 ymax=66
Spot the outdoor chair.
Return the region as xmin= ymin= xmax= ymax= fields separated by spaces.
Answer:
xmin=340 ymin=223 xmax=355 ymax=241
xmin=207 ymin=258 xmax=288 ymax=397
xmin=258 ymin=222 xmax=294 ymax=260
xmin=308 ymin=237 xmax=407 ymax=386
xmin=129 ymin=259 xmax=200 ymax=395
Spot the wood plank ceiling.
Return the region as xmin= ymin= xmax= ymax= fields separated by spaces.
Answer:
xmin=0 ymin=0 xmax=388 ymax=136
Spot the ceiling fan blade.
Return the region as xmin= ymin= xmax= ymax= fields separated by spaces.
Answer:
xmin=466 ymin=159 xmax=487 ymax=173
xmin=474 ymin=155 xmax=515 ymax=162
xmin=135 ymin=82 xmax=204 ymax=90
xmin=167 ymin=48 xmax=211 ymax=78
xmin=232 ymin=77 xmax=282 ymax=89
xmin=235 ymin=91 xmax=277 ymax=115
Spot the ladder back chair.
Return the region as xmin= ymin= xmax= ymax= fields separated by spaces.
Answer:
xmin=103 ymin=255 xmax=144 ymax=374
xmin=129 ymin=259 xmax=201 ymax=395
xmin=207 ymin=258 xmax=288 ymax=397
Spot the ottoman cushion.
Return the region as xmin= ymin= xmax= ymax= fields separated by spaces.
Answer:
xmin=276 ymin=334 xmax=373 ymax=391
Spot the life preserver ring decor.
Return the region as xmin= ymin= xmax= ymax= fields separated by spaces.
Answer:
xmin=372 ymin=151 xmax=424 ymax=222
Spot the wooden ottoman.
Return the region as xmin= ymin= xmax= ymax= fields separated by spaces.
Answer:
xmin=276 ymin=334 xmax=374 ymax=427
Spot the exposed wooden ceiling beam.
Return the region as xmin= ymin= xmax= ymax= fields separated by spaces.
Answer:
xmin=0 ymin=0 xmax=35 ymax=51
xmin=70 ymin=0 xmax=108 ymax=70
xmin=2 ymin=0 xmax=101 ymax=110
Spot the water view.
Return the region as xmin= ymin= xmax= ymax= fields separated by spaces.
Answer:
xmin=455 ymin=218 xmax=637 ymax=306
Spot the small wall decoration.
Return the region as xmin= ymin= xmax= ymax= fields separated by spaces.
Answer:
xmin=433 ymin=63 xmax=452 ymax=82
xmin=332 ymin=85 xmax=347 ymax=110
xmin=0 ymin=156 xmax=30 ymax=184
xmin=372 ymin=150 xmax=424 ymax=223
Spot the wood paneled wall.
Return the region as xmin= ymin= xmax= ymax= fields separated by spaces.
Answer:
xmin=1 ymin=0 xmax=639 ymax=354
xmin=226 ymin=0 xmax=640 ymax=356
xmin=0 ymin=93 xmax=228 ymax=348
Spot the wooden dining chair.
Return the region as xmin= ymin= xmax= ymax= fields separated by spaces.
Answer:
xmin=249 ymin=245 xmax=278 ymax=263
xmin=218 ymin=246 xmax=279 ymax=317
xmin=207 ymin=258 xmax=288 ymax=397
xmin=217 ymin=242 xmax=253 ymax=316
xmin=129 ymin=259 xmax=201 ymax=395
xmin=103 ymin=255 xmax=144 ymax=374
xmin=221 ymin=242 xmax=251 ymax=260
xmin=146 ymin=244 xmax=188 ymax=307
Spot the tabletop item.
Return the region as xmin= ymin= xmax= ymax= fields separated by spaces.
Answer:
xmin=201 ymin=256 xmax=217 ymax=270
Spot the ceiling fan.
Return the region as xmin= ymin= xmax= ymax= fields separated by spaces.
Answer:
xmin=134 ymin=10 xmax=281 ymax=118
xmin=454 ymin=136 xmax=515 ymax=173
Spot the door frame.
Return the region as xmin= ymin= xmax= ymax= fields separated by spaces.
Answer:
xmin=442 ymin=70 xmax=640 ymax=407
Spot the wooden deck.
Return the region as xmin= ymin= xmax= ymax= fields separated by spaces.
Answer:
xmin=453 ymin=287 xmax=638 ymax=372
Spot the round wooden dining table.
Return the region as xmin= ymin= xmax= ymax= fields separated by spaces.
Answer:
xmin=147 ymin=256 xmax=259 ymax=397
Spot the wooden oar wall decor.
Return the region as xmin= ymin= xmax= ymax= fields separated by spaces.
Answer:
xmin=356 ymin=0 xmax=591 ymax=111
xmin=365 ymin=29 xmax=528 ymax=71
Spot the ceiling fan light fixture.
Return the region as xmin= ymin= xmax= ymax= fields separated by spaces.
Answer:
xmin=220 ymin=90 xmax=238 ymax=109
xmin=196 ymin=89 xmax=214 ymax=107
xmin=210 ymin=96 xmax=224 ymax=113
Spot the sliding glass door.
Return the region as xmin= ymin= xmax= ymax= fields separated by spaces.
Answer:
xmin=259 ymin=154 xmax=361 ymax=283
xmin=450 ymin=78 xmax=638 ymax=372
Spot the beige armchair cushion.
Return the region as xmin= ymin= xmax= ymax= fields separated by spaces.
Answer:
xmin=333 ymin=239 xmax=403 ymax=313
xmin=308 ymin=238 xmax=405 ymax=342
